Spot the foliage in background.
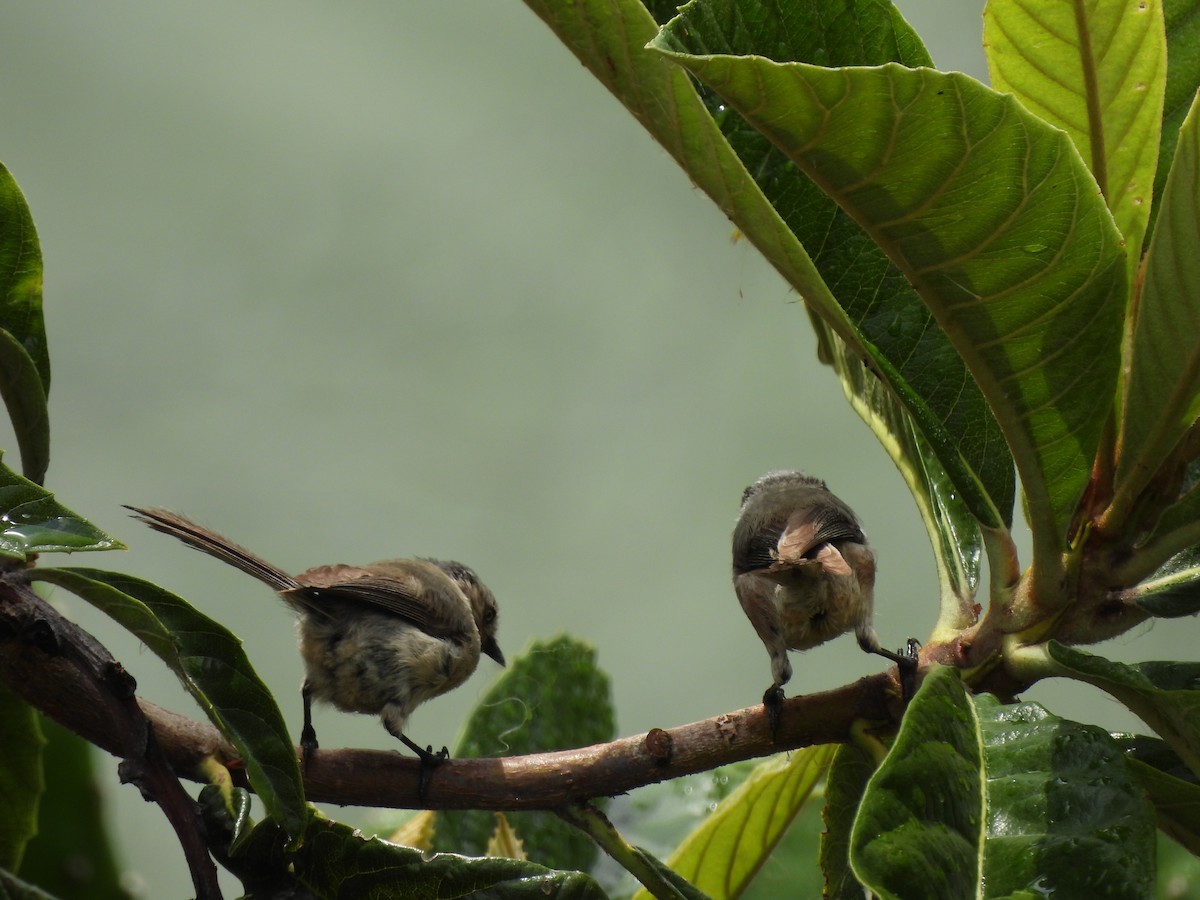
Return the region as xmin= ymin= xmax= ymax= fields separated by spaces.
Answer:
xmin=3 ymin=0 xmax=1200 ymax=897
xmin=437 ymin=635 xmax=616 ymax=871
xmin=13 ymin=718 xmax=131 ymax=900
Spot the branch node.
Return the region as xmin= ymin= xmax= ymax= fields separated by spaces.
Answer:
xmin=104 ymin=659 xmax=138 ymax=697
xmin=644 ymin=727 xmax=673 ymax=764
xmin=118 ymin=758 xmax=156 ymax=802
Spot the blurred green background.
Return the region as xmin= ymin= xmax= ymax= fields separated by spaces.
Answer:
xmin=3 ymin=2 xmax=1188 ymax=895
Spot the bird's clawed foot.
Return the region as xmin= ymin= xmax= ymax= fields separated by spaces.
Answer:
xmin=897 ymin=638 xmax=920 ymax=701
xmin=762 ymin=684 xmax=786 ymax=739
xmin=870 ymin=638 xmax=921 ymax=701
xmin=400 ymin=735 xmax=450 ymax=800
xmin=416 ymin=743 xmax=450 ymax=767
xmin=300 ymin=726 xmax=319 ymax=771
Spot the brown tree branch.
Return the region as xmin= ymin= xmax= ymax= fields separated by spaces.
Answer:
xmin=0 ymin=576 xmax=222 ymax=900
xmin=0 ymin=573 xmax=905 ymax=813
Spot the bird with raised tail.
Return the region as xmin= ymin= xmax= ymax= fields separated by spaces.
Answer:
xmin=126 ymin=506 xmax=504 ymax=775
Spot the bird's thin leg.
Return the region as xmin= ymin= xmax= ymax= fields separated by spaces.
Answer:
xmin=300 ymin=680 xmax=318 ymax=769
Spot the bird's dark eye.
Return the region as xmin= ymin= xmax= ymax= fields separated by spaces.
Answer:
xmin=484 ymin=607 xmax=497 ymax=624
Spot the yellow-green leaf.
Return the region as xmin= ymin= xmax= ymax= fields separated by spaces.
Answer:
xmin=985 ymin=0 xmax=1166 ymax=271
xmin=633 ymin=745 xmax=834 ymax=900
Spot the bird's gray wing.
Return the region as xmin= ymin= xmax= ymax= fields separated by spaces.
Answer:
xmin=284 ymin=565 xmax=471 ymax=639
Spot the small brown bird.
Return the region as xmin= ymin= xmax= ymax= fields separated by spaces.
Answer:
xmin=732 ymin=471 xmax=910 ymax=728
xmin=126 ymin=506 xmax=504 ymax=771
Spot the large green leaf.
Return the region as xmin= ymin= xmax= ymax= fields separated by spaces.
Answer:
xmin=985 ymin=0 xmax=1166 ymax=270
xmin=30 ymin=567 xmax=306 ymax=842
xmin=0 ymin=456 xmax=122 ymax=558
xmin=435 ymin=635 xmax=614 ymax=872
xmin=975 ymin=695 xmax=1155 ymax=897
xmin=1115 ymin=91 xmax=1200 ymax=507
xmin=0 ymin=685 xmax=42 ymax=872
xmin=850 ymin=667 xmax=984 ymax=899
xmin=525 ymin=0 xmax=1016 ymax=534
xmin=0 ymin=165 xmax=50 ymax=485
xmin=850 ymin=668 xmax=1155 ymax=898
xmin=650 ymin=24 xmax=1127 ymax=584
xmin=632 ymin=745 xmax=834 ymax=900
xmin=1020 ymin=641 xmax=1200 ymax=781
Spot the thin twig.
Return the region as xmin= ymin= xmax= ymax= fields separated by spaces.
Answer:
xmin=557 ymin=802 xmax=691 ymax=899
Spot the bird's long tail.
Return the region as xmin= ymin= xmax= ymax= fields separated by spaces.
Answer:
xmin=124 ymin=506 xmax=298 ymax=592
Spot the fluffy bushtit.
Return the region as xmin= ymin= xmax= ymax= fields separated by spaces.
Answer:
xmin=732 ymin=471 xmax=909 ymax=727
xmin=126 ymin=507 xmax=504 ymax=771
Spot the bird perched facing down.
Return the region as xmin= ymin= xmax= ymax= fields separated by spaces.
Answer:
xmin=126 ymin=507 xmax=504 ymax=772
xmin=732 ymin=470 xmax=907 ymax=728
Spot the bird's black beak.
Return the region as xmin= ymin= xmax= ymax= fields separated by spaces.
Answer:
xmin=483 ymin=636 xmax=505 ymax=667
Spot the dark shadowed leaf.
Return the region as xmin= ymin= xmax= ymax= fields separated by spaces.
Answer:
xmin=0 ymin=868 xmax=60 ymax=899
xmin=0 ymin=329 xmax=48 ymax=487
xmin=0 ymin=166 xmax=49 ymax=386
xmin=0 ymin=164 xmax=50 ymax=485
xmin=215 ymin=805 xmax=608 ymax=900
